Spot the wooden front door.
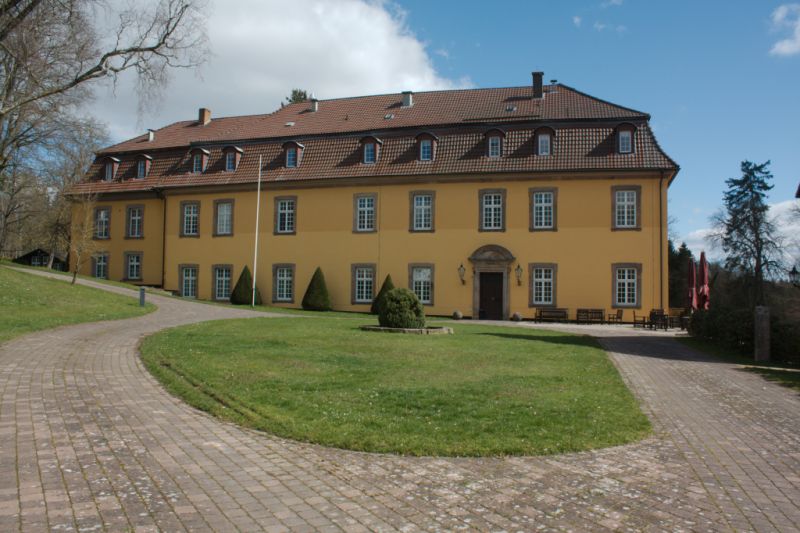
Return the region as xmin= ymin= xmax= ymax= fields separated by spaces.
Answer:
xmin=479 ymin=272 xmax=504 ymax=320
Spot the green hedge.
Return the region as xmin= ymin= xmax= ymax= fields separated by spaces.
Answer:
xmin=378 ymin=288 xmax=425 ymax=329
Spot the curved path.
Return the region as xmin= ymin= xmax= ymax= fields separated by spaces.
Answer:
xmin=1 ymin=269 xmax=799 ymax=532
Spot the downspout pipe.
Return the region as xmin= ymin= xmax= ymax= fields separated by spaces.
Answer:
xmin=155 ymin=187 xmax=167 ymax=289
xmin=659 ymin=171 xmax=665 ymax=310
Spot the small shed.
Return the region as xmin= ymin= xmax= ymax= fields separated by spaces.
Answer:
xmin=13 ymin=248 xmax=68 ymax=271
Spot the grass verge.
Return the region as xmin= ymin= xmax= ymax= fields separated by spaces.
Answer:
xmin=0 ymin=266 xmax=155 ymax=344
xmin=141 ymin=317 xmax=650 ymax=456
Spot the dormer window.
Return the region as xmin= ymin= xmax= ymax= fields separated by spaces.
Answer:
xmin=282 ymin=141 xmax=303 ymax=168
xmin=189 ymin=148 xmax=209 ymax=173
xmin=538 ymin=133 xmax=551 ymax=156
xmin=286 ymin=147 xmax=298 ymax=167
xmin=135 ymin=154 xmax=152 ymax=179
xmin=223 ymin=145 xmax=243 ymax=172
xmin=416 ymin=132 xmax=438 ymax=162
xmin=364 ymin=143 xmax=376 ymax=164
xmin=420 ymin=139 xmax=432 ymax=161
xmin=360 ymin=136 xmax=382 ymax=165
xmin=616 ymin=124 xmax=636 ymax=154
xmin=102 ymin=157 xmax=120 ymax=181
xmin=488 ymin=136 xmax=501 ymax=157
xmin=484 ymin=129 xmax=505 ymax=158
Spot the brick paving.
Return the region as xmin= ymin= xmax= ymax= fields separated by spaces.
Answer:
xmin=1 ymin=268 xmax=799 ymax=531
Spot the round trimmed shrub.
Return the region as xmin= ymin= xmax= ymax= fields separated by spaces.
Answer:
xmin=378 ymin=288 xmax=426 ymax=329
xmin=452 ymin=310 xmax=463 ymax=320
xmin=511 ymin=312 xmax=523 ymax=322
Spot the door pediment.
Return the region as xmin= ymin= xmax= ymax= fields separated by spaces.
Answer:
xmin=468 ymin=244 xmax=515 ymax=264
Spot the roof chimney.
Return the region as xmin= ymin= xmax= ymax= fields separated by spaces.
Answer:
xmin=147 ymin=129 xmax=155 ymax=142
xmin=198 ymin=107 xmax=211 ymax=125
xmin=310 ymin=98 xmax=319 ymax=112
xmin=532 ymin=71 xmax=544 ymax=99
xmin=402 ymin=90 xmax=413 ymax=108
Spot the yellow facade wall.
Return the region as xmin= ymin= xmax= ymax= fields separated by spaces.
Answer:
xmin=73 ymin=174 xmax=670 ymax=321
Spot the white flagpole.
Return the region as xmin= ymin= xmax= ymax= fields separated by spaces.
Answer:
xmin=251 ymin=155 xmax=262 ymax=307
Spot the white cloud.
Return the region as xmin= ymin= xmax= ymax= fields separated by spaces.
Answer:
xmin=573 ymin=16 xmax=582 ymax=27
xmin=593 ymin=21 xmax=626 ymax=33
xmin=601 ymin=0 xmax=623 ymax=7
xmin=593 ymin=21 xmax=607 ymax=31
xmin=86 ymin=0 xmax=470 ymax=142
xmin=434 ymin=48 xmax=450 ymax=59
xmin=770 ymin=3 xmax=800 ymax=56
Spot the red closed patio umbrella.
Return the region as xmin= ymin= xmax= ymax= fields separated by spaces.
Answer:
xmin=688 ymin=258 xmax=698 ymax=311
xmin=697 ymin=251 xmax=710 ymax=310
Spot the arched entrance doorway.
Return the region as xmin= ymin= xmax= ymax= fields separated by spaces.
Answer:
xmin=468 ymin=244 xmax=515 ymax=320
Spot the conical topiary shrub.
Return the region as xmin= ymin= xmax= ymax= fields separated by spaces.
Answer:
xmin=302 ymin=267 xmax=332 ymax=311
xmin=230 ymin=265 xmax=262 ymax=305
xmin=370 ymin=274 xmax=395 ymax=315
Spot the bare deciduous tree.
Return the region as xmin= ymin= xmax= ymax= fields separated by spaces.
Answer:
xmin=69 ymin=192 xmax=96 ymax=284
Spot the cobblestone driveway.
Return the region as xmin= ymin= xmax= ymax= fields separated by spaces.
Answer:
xmin=1 ymin=269 xmax=798 ymax=531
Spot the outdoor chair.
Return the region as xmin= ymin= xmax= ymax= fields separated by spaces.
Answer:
xmin=607 ymin=309 xmax=623 ymax=324
xmin=648 ymin=309 xmax=668 ymax=330
xmin=632 ymin=311 xmax=648 ymax=328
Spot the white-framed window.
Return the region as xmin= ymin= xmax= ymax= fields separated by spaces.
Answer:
xmin=214 ymin=266 xmax=232 ymax=300
xmin=276 ymin=198 xmax=295 ymax=233
xmin=216 ymin=201 xmax=232 ymax=235
xmin=615 ymin=190 xmax=637 ymax=228
xmin=225 ymin=152 xmax=236 ymax=172
xmin=619 ymin=130 xmax=633 ymax=154
xmin=488 ymin=136 xmax=501 ymax=157
xmin=127 ymin=206 xmax=143 ymax=238
xmin=95 ymin=208 xmax=110 ymax=239
xmin=615 ymin=267 xmax=638 ymax=306
xmin=286 ymin=147 xmax=298 ymax=168
xmin=136 ymin=159 xmax=146 ymax=179
xmin=412 ymin=194 xmax=433 ymax=231
xmin=354 ymin=266 xmax=374 ymax=303
xmin=182 ymin=203 xmax=199 ymax=236
xmin=481 ymin=192 xmax=503 ymax=230
xmin=533 ymin=191 xmax=554 ymax=229
xmin=538 ymin=133 xmax=551 ymax=156
xmin=355 ymin=195 xmax=375 ymax=232
xmin=181 ymin=266 xmax=197 ymax=298
xmin=275 ymin=267 xmax=293 ymax=302
xmin=533 ymin=267 xmax=554 ymax=305
xmin=411 ymin=266 xmax=432 ymax=304
xmin=420 ymin=139 xmax=433 ymax=161
xmin=126 ymin=253 xmax=142 ymax=280
xmin=192 ymin=153 xmax=203 ymax=173
xmin=363 ymin=143 xmax=376 ymax=164
xmin=94 ymin=255 xmax=108 ymax=279
xmin=104 ymin=162 xmax=114 ymax=181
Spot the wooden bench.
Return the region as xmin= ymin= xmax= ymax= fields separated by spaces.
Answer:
xmin=576 ymin=308 xmax=605 ymax=324
xmin=535 ymin=308 xmax=569 ymax=322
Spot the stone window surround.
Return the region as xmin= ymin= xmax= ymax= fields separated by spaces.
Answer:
xmin=352 ymin=193 xmax=377 ymax=233
xmin=180 ymin=200 xmax=200 ymax=238
xmin=350 ymin=263 xmax=376 ymax=305
xmin=528 ymin=263 xmax=558 ymax=308
xmin=178 ymin=263 xmax=199 ymax=298
xmin=93 ymin=206 xmax=111 ymax=240
xmin=91 ymin=253 xmax=109 ymax=279
xmin=271 ymin=263 xmax=296 ymax=303
xmin=213 ymin=199 xmax=235 ymax=237
xmin=273 ymin=196 xmax=297 ymax=235
xmin=478 ymin=188 xmax=506 ymax=232
xmin=211 ymin=264 xmax=233 ymax=301
xmin=611 ymin=262 xmax=643 ymax=309
xmin=123 ymin=251 xmax=143 ymax=281
xmin=408 ymin=263 xmax=435 ymax=306
xmin=408 ymin=190 xmax=436 ymax=233
xmin=611 ymin=185 xmax=642 ymax=231
xmin=125 ymin=204 xmax=145 ymax=239
xmin=529 ymin=187 xmax=558 ymax=232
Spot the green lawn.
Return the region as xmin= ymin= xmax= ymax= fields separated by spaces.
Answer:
xmin=678 ymin=337 xmax=800 ymax=393
xmin=141 ymin=317 xmax=650 ymax=456
xmin=0 ymin=266 xmax=155 ymax=343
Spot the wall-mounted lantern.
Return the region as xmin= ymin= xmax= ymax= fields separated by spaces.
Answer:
xmin=514 ymin=264 xmax=524 ymax=286
xmin=458 ymin=264 xmax=466 ymax=285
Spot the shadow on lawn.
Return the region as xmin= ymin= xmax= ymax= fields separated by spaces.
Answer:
xmin=478 ymin=332 xmax=598 ymax=350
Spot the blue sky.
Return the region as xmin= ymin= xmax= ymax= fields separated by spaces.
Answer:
xmin=94 ymin=0 xmax=799 ymax=259
xmin=396 ymin=0 xmax=799 ymax=252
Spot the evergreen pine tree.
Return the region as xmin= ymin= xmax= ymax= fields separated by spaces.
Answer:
xmin=230 ymin=265 xmax=262 ymax=305
xmin=302 ymin=267 xmax=331 ymax=310
xmin=371 ymin=274 xmax=395 ymax=314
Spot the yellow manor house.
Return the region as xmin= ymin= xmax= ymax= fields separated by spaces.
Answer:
xmin=70 ymin=72 xmax=679 ymax=320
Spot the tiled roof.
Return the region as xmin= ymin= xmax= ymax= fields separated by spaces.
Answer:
xmin=98 ymin=84 xmax=648 ymax=154
xmin=72 ymin=83 xmax=677 ymax=195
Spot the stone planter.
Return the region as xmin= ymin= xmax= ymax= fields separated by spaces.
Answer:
xmin=359 ymin=325 xmax=454 ymax=335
